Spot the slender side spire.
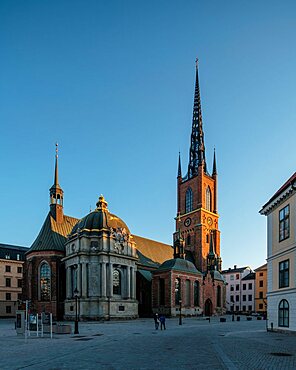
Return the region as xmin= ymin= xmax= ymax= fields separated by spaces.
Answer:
xmin=49 ymin=143 xmax=64 ymax=223
xmin=212 ymin=147 xmax=217 ymax=176
xmin=177 ymin=152 xmax=182 ymax=178
xmin=188 ymin=58 xmax=207 ymax=178
xmin=54 ymin=142 xmax=60 ymax=188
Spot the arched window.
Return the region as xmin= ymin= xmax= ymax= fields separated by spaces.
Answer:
xmin=175 ymin=278 xmax=181 ymax=305
xmin=185 ymin=188 xmax=193 ymax=213
xmin=185 ymin=280 xmax=191 ymax=306
xmin=278 ymin=299 xmax=289 ymax=327
xmin=217 ymin=285 xmax=221 ymax=307
xmin=194 ymin=281 xmax=199 ymax=306
xmin=206 ymin=186 xmax=211 ymax=211
xmin=40 ymin=262 xmax=51 ymax=301
xmin=113 ymin=269 xmax=121 ymax=295
xmin=187 ymin=234 xmax=191 ymax=246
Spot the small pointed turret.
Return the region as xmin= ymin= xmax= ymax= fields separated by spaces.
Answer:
xmin=212 ymin=148 xmax=217 ymax=176
xmin=177 ymin=152 xmax=182 ymax=178
xmin=49 ymin=143 xmax=64 ymax=223
xmin=188 ymin=58 xmax=207 ymax=178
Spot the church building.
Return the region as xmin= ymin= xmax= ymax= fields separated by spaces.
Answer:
xmin=23 ymin=60 xmax=225 ymax=320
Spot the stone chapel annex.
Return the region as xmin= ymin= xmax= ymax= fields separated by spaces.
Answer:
xmin=23 ymin=61 xmax=226 ymax=320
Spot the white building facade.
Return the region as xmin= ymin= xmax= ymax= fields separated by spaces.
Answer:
xmin=260 ymin=173 xmax=296 ymax=332
xmin=221 ymin=265 xmax=252 ymax=313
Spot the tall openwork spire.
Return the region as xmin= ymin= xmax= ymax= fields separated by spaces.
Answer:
xmin=212 ymin=147 xmax=217 ymax=176
xmin=188 ymin=59 xmax=207 ymax=178
xmin=50 ymin=143 xmax=64 ymax=223
xmin=177 ymin=152 xmax=182 ymax=178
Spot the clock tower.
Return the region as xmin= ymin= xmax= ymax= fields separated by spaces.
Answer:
xmin=175 ymin=60 xmax=221 ymax=273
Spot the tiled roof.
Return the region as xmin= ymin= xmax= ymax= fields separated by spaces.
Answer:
xmin=156 ymin=258 xmax=201 ymax=274
xmin=241 ymin=272 xmax=255 ymax=281
xmin=221 ymin=266 xmax=250 ymax=274
xmin=0 ymin=243 xmax=28 ymax=261
xmin=29 ymin=213 xmax=78 ymax=253
xmin=133 ymin=235 xmax=173 ymax=267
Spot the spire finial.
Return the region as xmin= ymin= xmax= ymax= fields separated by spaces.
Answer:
xmin=96 ymin=194 xmax=108 ymax=211
xmin=212 ymin=147 xmax=217 ymax=176
xmin=177 ymin=152 xmax=182 ymax=178
xmin=54 ymin=142 xmax=59 ymax=187
xmin=188 ymin=58 xmax=207 ymax=178
xmin=55 ymin=142 xmax=58 ymax=158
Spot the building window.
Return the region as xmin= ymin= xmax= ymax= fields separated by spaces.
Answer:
xmin=236 ymin=274 xmax=239 ymax=280
xmin=259 ymin=272 xmax=263 ymax=277
xmin=175 ymin=278 xmax=181 ymax=305
xmin=6 ymin=306 xmax=11 ymax=314
xmin=185 ymin=188 xmax=193 ymax=213
xmin=242 ymin=305 xmax=246 ymax=311
xmin=18 ymin=293 xmax=22 ymax=301
xmin=279 ymin=205 xmax=289 ymax=241
xmin=248 ymin=283 xmax=252 ymax=290
xmin=5 ymin=265 xmax=11 ymax=273
xmin=242 ymin=295 xmax=246 ymax=301
xmin=205 ymin=187 xmax=211 ymax=211
xmin=279 ymin=260 xmax=289 ymax=288
xmin=278 ymin=299 xmax=289 ymax=327
xmin=248 ymin=295 xmax=252 ymax=301
xmin=216 ymin=285 xmax=221 ymax=307
xmin=259 ymin=303 xmax=263 ymax=310
xmin=235 ymin=284 xmax=239 ymax=291
xmin=230 ymin=305 xmax=234 ymax=312
xmin=248 ymin=305 xmax=252 ymax=311
xmin=17 ymin=267 xmax=22 ymax=274
xmin=18 ymin=279 xmax=22 ymax=288
xmin=230 ymin=285 xmax=234 ymax=291
xmin=242 ymin=284 xmax=246 ymax=290
xmin=230 ymin=275 xmax=234 ymax=280
xmin=6 ymin=293 xmax=11 ymax=301
xmin=159 ymin=278 xmax=165 ymax=306
xmin=230 ymin=295 xmax=234 ymax=302
xmin=6 ymin=278 xmax=11 ymax=287
xmin=185 ymin=280 xmax=191 ymax=306
xmin=194 ymin=281 xmax=199 ymax=306
xmin=40 ymin=262 xmax=51 ymax=301
xmin=236 ymin=305 xmax=239 ymax=311
xmin=187 ymin=234 xmax=191 ymax=246
xmin=235 ymin=295 xmax=239 ymax=302
xmin=259 ymin=292 xmax=263 ymax=299
xmin=16 ymin=254 xmax=20 ymax=261
xmin=5 ymin=254 xmax=10 ymax=259
xmin=113 ymin=269 xmax=121 ymax=295
xmin=259 ymin=280 xmax=263 ymax=287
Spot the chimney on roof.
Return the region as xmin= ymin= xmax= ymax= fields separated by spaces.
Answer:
xmin=228 ymin=268 xmax=231 ymax=271
xmin=234 ymin=265 xmax=237 ymax=269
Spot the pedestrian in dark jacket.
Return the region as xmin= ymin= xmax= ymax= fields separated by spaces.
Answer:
xmin=153 ymin=313 xmax=159 ymax=330
xmin=159 ymin=314 xmax=166 ymax=330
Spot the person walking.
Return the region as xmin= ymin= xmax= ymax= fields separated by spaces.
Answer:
xmin=153 ymin=313 xmax=159 ymax=330
xmin=159 ymin=314 xmax=166 ymax=330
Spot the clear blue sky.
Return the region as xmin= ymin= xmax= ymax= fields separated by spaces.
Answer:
xmin=1 ymin=0 xmax=296 ymax=270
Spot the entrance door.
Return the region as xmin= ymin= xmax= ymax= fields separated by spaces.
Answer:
xmin=204 ymin=298 xmax=213 ymax=316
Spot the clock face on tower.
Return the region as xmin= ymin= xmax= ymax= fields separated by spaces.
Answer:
xmin=184 ymin=217 xmax=191 ymax=227
xmin=207 ymin=217 xmax=213 ymax=226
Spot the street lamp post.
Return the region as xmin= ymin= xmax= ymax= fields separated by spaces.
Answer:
xmin=179 ymin=300 xmax=182 ymax=325
xmin=74 ymin=288 xmax=79 ymax=334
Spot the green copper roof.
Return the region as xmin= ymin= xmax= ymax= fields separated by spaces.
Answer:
xmin=29 ymin=213 xmax=78 ymax=253
xmin=157 ymin=258 xmax=202 ymax=274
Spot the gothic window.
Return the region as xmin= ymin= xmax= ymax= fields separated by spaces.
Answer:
xmin=185 ymin=280 xmax=191 ymax=306
xmin=187 ymin=234 xmax=191 ymax=246
xmin=113 ymin=269 xmax=121 ymax=295
xmin=278 ymin=299 xmax=289 ymax=327
xmin=40 ymin=262 xmax=51 ymax=301
xmin=194 ymin=281 xmax=199 ymax=306
xmin=175 ymin=278 xmax=181 ymax=305
xmin=159 ymin=278 xmax=165 ymax=305
xmin=185 ymin=188 xmax=193 ymax=213
xmin=217 ymin=285 xmax=221 ymax=307
xmin=206 ymin=186 xmax=211 ymax=211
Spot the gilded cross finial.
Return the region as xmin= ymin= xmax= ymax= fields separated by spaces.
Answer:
xmin=55 ymin=142 xmax=58 ymax=158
